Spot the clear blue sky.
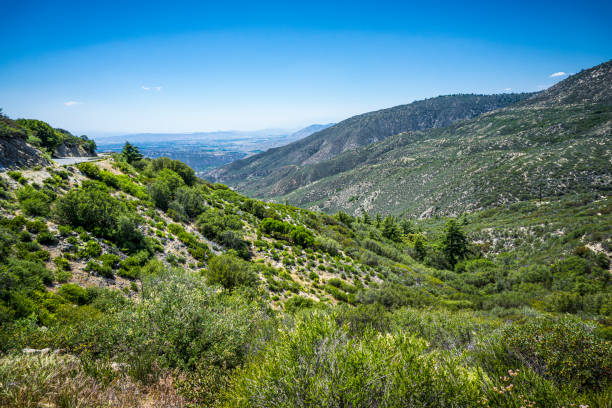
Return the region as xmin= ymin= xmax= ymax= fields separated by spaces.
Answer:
xmin=1 ymin=0 xmax=610 ymax=136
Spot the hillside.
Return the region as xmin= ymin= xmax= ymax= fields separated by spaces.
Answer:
xmin=207 ymin=93 xmax=533 ymax=192
xmin=0 ymin=143 xmax=611 ymax=406
xmin=0 ymin=113 xmax=51 ymax=169
xmin=268 ymin=60 xmax=612 ymax=217
xmin=0 ymin=112 xmax=96 ymax=170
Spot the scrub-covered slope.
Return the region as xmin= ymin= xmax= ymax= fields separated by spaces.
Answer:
xmin=277 ymin=59 xmax=612 ymax=217
xmin=208 ymin=93 xmax=533 ymax=196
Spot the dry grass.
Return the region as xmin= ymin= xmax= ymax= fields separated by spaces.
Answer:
xmin=0 ymin=353 xmax=185 ymax=408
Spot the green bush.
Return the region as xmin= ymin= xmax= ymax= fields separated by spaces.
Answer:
xmin=85 ymin=260 xmax=114 ymax=279
xmin=224 ymin=314 xmax=486 ymax=407
xmin=205 ymin=254 xmax=259 ymax=290
xmin=36 ymin=231 xmax=57 ymax=245
xmin=55 ymin=181 xmax=122 ymax=238
xmin=82 ymin=270 xmax=262 ymax=377
xmin=284 ymin=295 xmax=316 ymax=313
xmin=503 ymin=316 xmax=612 ymax=390
xmin=84 ymin=240 xmax=102 ymax=258
xmin=56 ymin=182 xmax=145 ymax=251
xmin=53 ymin=257 xmax=71 ymax=271
xmin=58 ymin=283 xmax=88 ymax=305
xmin=16 ymin=185 xmax=53 ymax=216
xmin=76 ymin=162 xmax=101 ymax=179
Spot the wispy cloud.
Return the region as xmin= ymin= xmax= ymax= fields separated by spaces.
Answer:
xmin=504 ymin=87 xmax=512 ymax=91
xmin=549 ymin=71 xmax=566 ymax=78
xmin=64 ymin=101 xmax=82 ymax=106
xmin=141 ymin=85 xmax=162 ymax=91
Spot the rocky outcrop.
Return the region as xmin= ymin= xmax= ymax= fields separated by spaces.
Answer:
xmin=54 ymin=142 xmax=96 ymax=158
xmin=0 ymin=135 xmax=50 ymax=169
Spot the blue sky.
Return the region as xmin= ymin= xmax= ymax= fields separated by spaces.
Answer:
xmin=1 ymin=0 xmax=611 ymax=136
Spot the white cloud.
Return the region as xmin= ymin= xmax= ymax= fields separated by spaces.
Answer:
xmin=549 ymin=72 xmax=566 ymax=78
xmin=504 ymin=87 xmax=512 ymax=91
xmin=142 ymin=85 xmax=162 ymax=91
xmin=64 ymin=101 xmax=82 ymax=106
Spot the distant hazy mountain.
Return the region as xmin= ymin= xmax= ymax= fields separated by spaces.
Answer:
xmin=208 ymin=93 xmax=534 ymax=194
xmin=287 ymin=123 xmax=335 ymax=141
xmin=94 ymin=129 xmax=290 ymax=145
xmin=273 ymin=59 xmax=612 ymax=217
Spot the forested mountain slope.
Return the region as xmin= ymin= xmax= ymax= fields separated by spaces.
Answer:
xmin=275 ymin=59 xmax=612 ymax=217
xmin=208 ymin=93 xmax=533 ymax=193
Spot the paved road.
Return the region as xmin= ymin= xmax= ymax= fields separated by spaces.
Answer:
xmin=53 ymin=156 xmax=103 ymax=166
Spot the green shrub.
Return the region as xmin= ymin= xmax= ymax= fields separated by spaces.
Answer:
xmin=83 ymin=270 xmax=262 ymax=378
xmin=76 ymin=162 xmax=101 ymax=179
xmin=84 ymin=240 xmax=102 ymax=258
xmin=503 ymin=316 xmax=612 ymax=390
xmin=58 ymin=225 xmax=72 ymax=236
xmin=55 ymin=181 xmax=121 ymax=238
xmin=224 ymin=314 xmax=485 ymax=407
xmin=36 ymin=231 xmax=57 ymax=245
xmin=335 ymin=303 xmax=390 ymax=334
xmin=53 ymin=257 xmax=71 ymax=271
xmin=284 ymin=296 xmax=316 ymax=313
xmin=16 ymin=185 xmax=52 ymax=216
xmin=85 ymin=260 xmax=114 ymax=279
xmin=205 ymin=254 xmax=259 ymax=290
xmin=58 ymin=283 xmax=88 ymax=305
xmin=56 ymin=269 xmax=72 ymax=283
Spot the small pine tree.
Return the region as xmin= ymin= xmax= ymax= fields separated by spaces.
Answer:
xmin=414 ymin=237 xmax=426 ymax=261
xmin=382 ymin=216 xmax=402 ymax=242
xmin=362 ymin=213 xmax=371 ymax=225
xmin=121 ymin=142 xmax=143 ymax=163
xmin=375 ymin=213 xmax=382 ymax=228
xmin=442 ymin=219 xmax=468 ymax=267
xmin=400 ymin=219 xmax=414 ymax=235
xmin=337 ymin=211 xmax=353 ymax=227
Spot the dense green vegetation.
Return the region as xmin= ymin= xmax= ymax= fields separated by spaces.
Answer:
xmin=0 ymin=146 xmax=609 ymax=406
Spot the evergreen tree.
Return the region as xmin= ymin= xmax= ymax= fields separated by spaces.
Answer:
xmin=442 ymin=219 xmax=468 ymax=267
xmin=362 ymin=213 xmax=371 ymax=225
xmin=382 ymin=216 xmax=402 ymax=242
xmin=414 ymin=237 xmax=426 ymax=261
xmin=121 ymin=142 xmax=143 ymax=163
xmin=337 ymin=211 xmax=353 ymax=227
xmin=400 ymin=219 xmax=414 ymax=234
xmin=375 ymin=213 xmax=382 ymax=228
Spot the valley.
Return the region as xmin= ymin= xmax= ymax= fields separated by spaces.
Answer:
xmin=0 ymin=59 xmax=610 ymax=408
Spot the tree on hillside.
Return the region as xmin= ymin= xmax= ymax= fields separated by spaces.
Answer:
xmin=362 ymin=213 xmax=371 ymax=225
xmin=441 ymin=219 xmax=468 ymax=268
xmin=414 ymin=237 xmax=426 ymax=261
xmin=336 ymin=211 xmax=354 ymax=227
xmin=121 ymin=142 xmax=143 ymax=163
xmin=400 ymin=219 xmax=414 ymax=234
xmin=381 ymin=216 xmax=402 ymax=242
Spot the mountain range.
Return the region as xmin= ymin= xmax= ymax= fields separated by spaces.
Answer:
xmin=208 ymin=60 xmax=612 ymax=218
